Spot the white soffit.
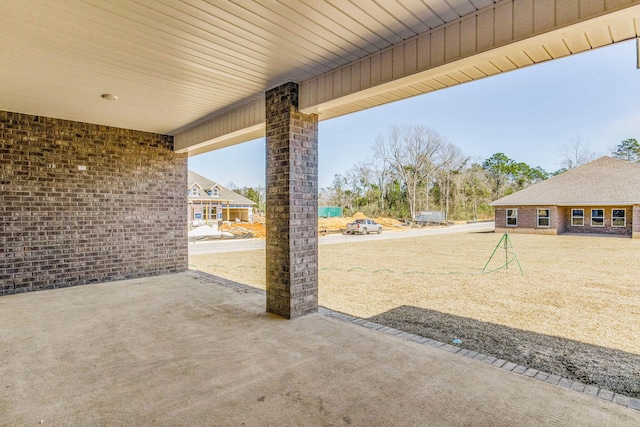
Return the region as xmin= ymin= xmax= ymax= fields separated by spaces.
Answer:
xmin=0 ymin=0 xmax=500 ymax=135
xmin=300 ymin=4 xmax=640 ymax=120
xmin=175 ymin=0 xmax=640 ymax=154
xmin=0 ymin=1 xmax=639 ymax=154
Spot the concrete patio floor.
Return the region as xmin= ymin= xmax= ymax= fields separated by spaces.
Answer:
xmin=1 ymin=271 xmax=638 ymax=426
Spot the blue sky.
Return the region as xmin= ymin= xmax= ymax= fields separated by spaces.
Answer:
xmin=189 ymin=39 xmax=639 ymax=189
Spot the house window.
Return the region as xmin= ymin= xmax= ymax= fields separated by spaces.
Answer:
xmin=571 ymin=209 xmax=584 ymax=226
xmin=537 ymin=209 xmax=550 ymax=227
xmin=591 ymin=209 xmax=604 ymax=227
xmin=191 ymin=186 xmax=200 ymax=196
xmin=612 ymin=209 xmax=626 ymax=227
xmin=506 ymin=209 xmax=517 ymax=226
xmin=212 ymin=186 xmax=220 ymax=197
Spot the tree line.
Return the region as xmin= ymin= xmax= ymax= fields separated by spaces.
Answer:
xmin=318 ymin=127 xmax=638 ymax=221
xmin=229 ymin=130 xmax=638 ymax=221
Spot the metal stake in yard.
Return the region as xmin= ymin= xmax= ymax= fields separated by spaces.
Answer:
xmin=482 ymin=233 xmax=524 ymax=276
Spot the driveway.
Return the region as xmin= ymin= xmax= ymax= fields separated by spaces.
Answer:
xmin=189 ymin=222 xmax=494 ymax=255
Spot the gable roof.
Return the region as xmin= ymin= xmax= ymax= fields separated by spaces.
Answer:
xmin=491 ymin=156 xmax=640 ymax=206
xmin=188 ymin=170 xmax=255 ymax=205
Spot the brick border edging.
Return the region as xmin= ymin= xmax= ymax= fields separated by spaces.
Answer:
xmin=190 ymin=271 xmax=639 ymax=412
xmin=319 ymin=307 xmax=640 ymax=412
xmin=191 ymin=271 xmax=266 ymax=295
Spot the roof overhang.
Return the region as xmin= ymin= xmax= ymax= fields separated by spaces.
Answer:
xmin=2 ymin=1 xmax=639 ymax=155
xmin=491 ymin=202 xmax=640 ymax=207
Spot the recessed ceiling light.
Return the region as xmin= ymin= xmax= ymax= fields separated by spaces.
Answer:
xmin=101 ymin=94 xmax=118 ymax=101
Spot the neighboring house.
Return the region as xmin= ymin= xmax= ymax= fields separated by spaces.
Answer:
xmin=188 ymin=170 xmax=255 ymax=224
xmin=491 ymin=156 xmax=640 ymax=238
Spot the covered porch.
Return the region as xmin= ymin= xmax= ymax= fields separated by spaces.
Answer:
xmin=1 ymin=271 xmax=638 ymax=425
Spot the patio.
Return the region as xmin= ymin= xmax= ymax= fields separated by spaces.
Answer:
xmin=1 ymin=271 xmax=638 ymax=426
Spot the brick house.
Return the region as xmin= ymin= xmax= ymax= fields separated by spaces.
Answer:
xmin=188 ymin=170 xmax=255 ymax=224
xmin=491 ymin=156 xmax=640 ymax=238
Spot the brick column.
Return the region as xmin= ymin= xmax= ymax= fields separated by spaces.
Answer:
xmin=265 ymin=82 xmax=318 ymax=318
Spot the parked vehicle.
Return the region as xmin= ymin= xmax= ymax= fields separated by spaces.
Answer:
xmin=414 ymin=211 xmax=445 ymax=225
xmin=345 ymin=219 xmax=382 ymax=235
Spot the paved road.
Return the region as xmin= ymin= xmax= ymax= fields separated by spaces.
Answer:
xmin=188 ymin=222 xmax=494 ymax=255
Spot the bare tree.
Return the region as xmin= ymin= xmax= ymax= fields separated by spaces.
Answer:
xmin=318 ymin=187 xmax=334 ymax=207
xmin=323 ymin=174 xmax=354 ymax=212
xmin=372 ymin=137 xmax=392 ymax=211
xmin=436 ymin=142 xmax=469 ymax=220
xmin=345 ymin=161 xmax=374 ymax=204
xmin=375 ymin=125 xmax=444 ymax=219
xmin=462 ymin=163 xmax=491 ymax=221
xmin=560 ymin=136 xmax=596 ymax=170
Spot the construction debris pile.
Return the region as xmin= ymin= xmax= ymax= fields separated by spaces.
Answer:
xmin=319 ymin=212 xmax=404 ymax=234
xmin=189 ymin=213 xmax=406 ymax=242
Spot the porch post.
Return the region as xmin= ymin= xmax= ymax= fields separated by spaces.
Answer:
xmin=265 ymin=82 xmax=318 ymax=318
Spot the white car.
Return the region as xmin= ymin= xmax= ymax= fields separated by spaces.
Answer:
xmin=345 ymin=219 xmax=382 ymax=235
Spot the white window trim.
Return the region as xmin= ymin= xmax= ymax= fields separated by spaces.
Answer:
xmin=212 ymin=185 xmax=220 ymax=197
xmin=537 ymin=208 xmax=550 ymax=228
xmin=591 ymin=209 xmax=604 ymax=227
xmin=571 ymin=209 xmax=584 ymax=227
xmin=611 ymin=208 xmax=626 ymax=228
xmin=506 ymin=208 xmax=517 ymax=227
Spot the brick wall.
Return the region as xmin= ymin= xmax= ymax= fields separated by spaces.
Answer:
xmin=561 ymin=206 xmax=632 ymax=236
xmin=556 ymin=207 xmax=567 ymax=234
xmin=494 ymin=206 xmax=559 ymax=235
xmin=0 ymin=111 xmax=188 ymax=295
xmin=495 ymin=205 xmax=633 ymax=236
xmin=633 ymin=205 xmax=640 ymax=239
xmin=265 ymin=82 xmax=318 ymax=318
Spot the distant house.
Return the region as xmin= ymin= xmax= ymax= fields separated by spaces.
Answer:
xmin=491 ymin=156 xmax=640 ymax=238
xmin=188 ymin=170 xmax=255 ymax=224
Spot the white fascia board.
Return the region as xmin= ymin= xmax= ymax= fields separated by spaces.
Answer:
xmin=175 ymin=2 xmax=640 ymax=154
xmin=300 ymin=4 xmax=640 ymax=117
xmin=174 ymin=99 xmax=265 ymax=156
xmin=175 ymin=123 xmax=264 ymax=156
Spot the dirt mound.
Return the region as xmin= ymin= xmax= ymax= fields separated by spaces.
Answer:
xmin=371 ymin=216 xmax=404 ymax=228
xmin=219 ymin=222 xmax=266 ymax=239
xmin=220 ymin=216 xmax=405 ymax=239
xmin=319 ymin=217 xmax=349 ymax=231
xmin=319 ymin=215 xmax=404 ymax=232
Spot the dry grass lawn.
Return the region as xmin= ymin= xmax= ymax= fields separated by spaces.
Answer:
xmin=189 ymin=231 xmax=640 ymax=397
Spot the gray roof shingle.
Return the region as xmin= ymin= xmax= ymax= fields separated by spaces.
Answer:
xmin=188 ymin=170 xmax=255 ymax=205
xmin=491 ymin=156 xmax=640 ymax=206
